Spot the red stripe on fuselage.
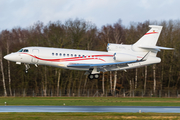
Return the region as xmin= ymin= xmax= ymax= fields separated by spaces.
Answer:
xmin=21 ymin=53 xmax=113 ymax=62
xmin=145 ymin=32 xmax=158 ymax=35
xmin=137 ymin=56 xmax=142 ymax=58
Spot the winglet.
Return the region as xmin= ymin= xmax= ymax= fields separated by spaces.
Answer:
xmin=141 ymin=51 xmax=151 ymax=61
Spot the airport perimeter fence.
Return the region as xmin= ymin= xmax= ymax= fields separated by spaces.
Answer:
xmin=1 ymin=89 xmax=180 ymax=98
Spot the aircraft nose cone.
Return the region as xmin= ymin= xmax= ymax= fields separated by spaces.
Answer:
xmin=4 ymin=54 xmax=10 ymax=60
xmin=4 ymin=54 xmax=14 ymax=61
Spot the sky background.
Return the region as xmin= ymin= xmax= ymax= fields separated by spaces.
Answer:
xmin=0 ymin=0 xmax=180 ymax=31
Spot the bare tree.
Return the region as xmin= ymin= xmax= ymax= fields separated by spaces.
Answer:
xmin=113 ymin=71 xmax=117 ymax=93
xmin=112 ymin=20 xmax=124 ymax=92
xmin=144 ymin=66 xmax=147 ymax=94
xmin=102 ymin=72 xmax=105 ymax=96
xmin=57 ymin=69 xmax=61 ymax=96
xmin=153 ymin=65 xmax=156 ymax=93
xmin=109 ymin=71 xmax=113 ymax=94
xmin=135 ymin=68 xmax=138 ymax=89
xmin=1 ymin=30 xmax=12 ymax=96
xmin=0 ymin=48 xmax=7 ymax=96
xmin=44 ymin=66 xmax=47 ymax=96
xmin=7 ymin=42 xmax=12 ymax=96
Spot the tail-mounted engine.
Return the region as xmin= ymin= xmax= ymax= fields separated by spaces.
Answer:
xmin=113 ymin=53 xmax=139 ymax=62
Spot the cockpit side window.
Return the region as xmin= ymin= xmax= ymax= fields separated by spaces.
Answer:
xmin=23 ymin=49 xmax=29 ymax=52
xmin=18 ymin=49 xmax=23 ymax=52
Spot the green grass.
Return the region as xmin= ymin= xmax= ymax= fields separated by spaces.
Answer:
xmin=0 ymin=97 xmax=180 ymax=106
xmin=1 ymin=113 xmax=180 ymax=120
xmin=1 ymin=97 xmax=180 ymax=120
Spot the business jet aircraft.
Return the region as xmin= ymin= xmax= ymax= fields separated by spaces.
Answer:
xmin=4 ymin=25 xmax=173 ymax=79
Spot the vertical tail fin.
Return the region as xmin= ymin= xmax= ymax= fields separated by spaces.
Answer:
xmin=132 ymin=25 xmax=163 ymax=51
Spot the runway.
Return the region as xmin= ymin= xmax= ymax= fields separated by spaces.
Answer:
xmin=0 ymin=106 xmax=180 ymax=113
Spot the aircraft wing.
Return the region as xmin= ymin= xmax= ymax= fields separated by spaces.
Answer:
xmin=67 ymin=60 xmax=141 ymax=72
xmin=67 ymin=51 xmax=150 ymax=72
xmin=67 ymin=60 xmax=136 ymax=68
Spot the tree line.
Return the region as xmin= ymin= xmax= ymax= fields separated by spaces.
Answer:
xmin=0 ymin=19 xmax=179 ymax=96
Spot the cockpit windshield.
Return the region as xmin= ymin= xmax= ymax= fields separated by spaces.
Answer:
xmin=18 ymin=49 xmax=23 ymax=52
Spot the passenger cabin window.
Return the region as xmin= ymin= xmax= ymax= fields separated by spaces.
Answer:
xmin=79 ymin=55 xmax=81 ymax=58
xmin=67 ymin=54 xmax=69 ymax=57
xmin=59 ymin=53 xmax=62 ymax=56
xmin=56 ymin=53 xmax=58 ymax=56
xmin=71 ymin=54 xmax=73 ymax=57
xmin=52 ymin=53 xmax=54 ymax=56
xmin=63 ymin=54 xmax=65 ymax=57
xmin=74 ymin=54 xmax=77 ymax=57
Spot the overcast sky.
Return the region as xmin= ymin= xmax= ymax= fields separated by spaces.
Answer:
xmin=0 ymin=0 xmax=180 ymax=31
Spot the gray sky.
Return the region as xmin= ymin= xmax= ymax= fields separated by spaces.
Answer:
xmin=0 ymin=0 xmax=180 ymax=31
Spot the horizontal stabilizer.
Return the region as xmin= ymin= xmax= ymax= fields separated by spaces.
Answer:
xmin=139 ymin=46 xmax=174 ymax=51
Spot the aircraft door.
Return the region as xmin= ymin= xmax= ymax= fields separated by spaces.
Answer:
xmin=31 ymin=49 xmax=39 ymax=63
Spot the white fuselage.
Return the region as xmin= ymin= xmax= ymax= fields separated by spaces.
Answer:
xmin=4 ymin=46 xmax=161 ymax=71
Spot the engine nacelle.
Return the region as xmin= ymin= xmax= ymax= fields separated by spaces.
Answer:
xmin=107 ymin=43 xmax=131 ymax=52
xmin=114 ymin=53 xmax=138 ymax=62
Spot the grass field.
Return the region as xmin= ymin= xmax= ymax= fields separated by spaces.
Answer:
xmin=1 ymin=97 xmax=180 ymax=120
xmin=0 ymin=97 xmax=180 ymax=106
xmin=1 ymin=113 xmax=180 ymax=120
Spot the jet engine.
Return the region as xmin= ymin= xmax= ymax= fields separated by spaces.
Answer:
xmin=113 ymin=53 xmax=138 ymax=62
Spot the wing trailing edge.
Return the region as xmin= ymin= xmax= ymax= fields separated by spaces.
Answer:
xmin=67 ymin=52 xmax=151 ymax=70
